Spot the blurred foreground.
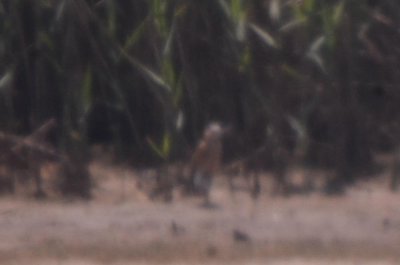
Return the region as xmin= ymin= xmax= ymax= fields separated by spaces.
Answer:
xmin=0 ymin=161 xmax=400 ymax=265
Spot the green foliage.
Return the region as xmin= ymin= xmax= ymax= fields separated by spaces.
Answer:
xmin=249 ymin=23 xmax=279 ymax=49
xmin=0 ymin=0 xmax=398 ymax=176
xmin=123 ymin=21 xmax=146 ymax=51
xmin=146 ymin=133 xmax=171 ymax=161
xmin=151 ymin=0 xmax=169 ymax=38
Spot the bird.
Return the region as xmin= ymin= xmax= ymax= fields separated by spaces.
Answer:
xmin=188 ymin=122 xmax=225 ymax=206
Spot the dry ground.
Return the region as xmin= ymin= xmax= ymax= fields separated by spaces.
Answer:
xmin=1 ymin=161 xmax=400 ymax=264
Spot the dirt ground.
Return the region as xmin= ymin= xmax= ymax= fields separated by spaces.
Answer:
xmin=1 ymin=162 xmax=400 ymax=264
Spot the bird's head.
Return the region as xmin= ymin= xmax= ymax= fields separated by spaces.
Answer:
xmin=203 ymin=122 xmax=230 ymax=141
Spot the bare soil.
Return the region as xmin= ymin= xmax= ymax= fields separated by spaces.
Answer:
xmin=1 ymin=162 xmax=400 ymax=264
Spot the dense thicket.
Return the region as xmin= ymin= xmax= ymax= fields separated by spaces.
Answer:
xmin=1 ymin=0 xmax=399 ymax=189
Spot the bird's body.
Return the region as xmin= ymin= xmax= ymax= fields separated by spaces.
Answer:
xmin=189 ymin=123 xmax=224 ymax=205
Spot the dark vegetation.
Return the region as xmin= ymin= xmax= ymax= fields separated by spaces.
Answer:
xmin=0 ymin=0 xmax=399 ymax=196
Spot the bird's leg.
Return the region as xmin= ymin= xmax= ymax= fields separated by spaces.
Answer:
xmin=251 ymin=172 xmax=261 ymax=200
xmin=201 ymin=173 xmax=215 ymax=208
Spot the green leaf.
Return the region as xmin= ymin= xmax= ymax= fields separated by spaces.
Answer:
xmin=38 ymin=31 xmax=54 ymax=51
xmin=269 ymin=0 xmax=280 ymax=22
xmin=279 ymin=18 xmax=306 ymax=32
xmin=307 ymin=36 xmax=326 ymax=72
xmin=147 ymin=137 xmax=166 ymax=160
xmin=0 ymin=70 xmax=13 ymax=92
xmin=303 ymin=0 xmax=315 ymax=13
xmin=309 ymin=36 xmax=325 ymax=52
xmin=249 ymin=23 xmax=279 ymax=49
xmin=239 ymin=45 xmax=252 ymax=72
xmin=236 ymin=14 xmax=247 ymax=41
xmin=162 ymin=20 xmax=176 ymax=57
xmin=139 ymin=64 xmax=170 ymax=91
xmin=162 ymin=133 xmax=171 ymax=158
xmin=120 ymin=48 xmax=170 ymax=91
xmin=176 ymin=110 xmax=184 ymax=131
xmin=217 ymin=0 xmax=231 ymax=18
xmin=172 ymin=73 xmax=184 ymax=107
xmin=332 ymin=1 xmax=345 ymax=27
xmin=281 ymin=64 xmax=305 ymax=81
xmin=146 ymin=132 xmax=172 ymax=160
xmin=55 ymin=0 xmax=67 ymax=22
xmin=231 ymin=0 xmax=242 ymax=21
xmin=162 ymin=58 xmax=176 ymax=88
xmin=108 ymin=2 xmax=117 ymax=37
xmin=124 ymin=21 xmax=146 ymax=50
xmin=307 ymin=52 xmax=326 ymax=73
xmin=287 ymin=115 xmax=307 ymax=141
xmin=152 ymin=0 xmax=168 ymax=37
xmin=287 ymin=115 xmax=309 ymax=154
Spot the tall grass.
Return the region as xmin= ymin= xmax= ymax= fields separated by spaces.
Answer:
xmin=0 ymin=0 xmax=399 ymax=185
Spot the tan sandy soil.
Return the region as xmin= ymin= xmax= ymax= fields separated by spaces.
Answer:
xmin=0 ymin=162 xmax=400 ymax=264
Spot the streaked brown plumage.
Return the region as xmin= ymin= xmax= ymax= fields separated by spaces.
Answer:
xmin=188 ymin=122 xmax=224 ymax=204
